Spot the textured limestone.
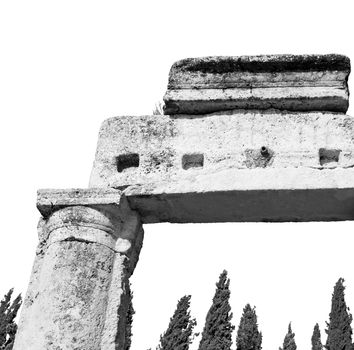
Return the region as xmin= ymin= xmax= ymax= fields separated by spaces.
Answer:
xmin=89 ymin=111 xmax=354 ymax=222
xmin=167 ymin=55 xmax=350 ymax=88
xmin=14 ymin=189 xmax=143 ymax=350
xmin=164 ymin=54 xmax=350 ymax=114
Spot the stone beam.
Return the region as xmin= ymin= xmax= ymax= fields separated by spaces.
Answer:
xmin=125 ymin=183 xmax=354 ymax=223
xmin=89 ymin=111 xmax=354 ymax=223
xmin=14 ymin=188 xmax=143 ymax=350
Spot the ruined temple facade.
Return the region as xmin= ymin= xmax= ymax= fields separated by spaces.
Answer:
xmin=13 ymin=54 xmax=353 ymax=349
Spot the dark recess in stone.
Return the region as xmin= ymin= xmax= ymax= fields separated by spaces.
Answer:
xmin=182 ymin=153 xmax=204 ymax=170
xmin=319 ymin=148 xmax=341 ymax=165
xmin=117 ymin=153 xmax=140 ymax=173
xmin=260 ymin=146 xmax=269 ymax=157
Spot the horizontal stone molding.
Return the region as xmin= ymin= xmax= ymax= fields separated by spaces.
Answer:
xmin=168 ymin=54 xmax=350 ymax=75
xmin=164 ymin=54 xmax=350 ymax=114
xmin=164 ymin=86 xmax=348 ymax=114
xmin=168 ymin=70 xmax=348 ymax=90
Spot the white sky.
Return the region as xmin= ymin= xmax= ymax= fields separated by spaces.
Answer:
xmin=0 ymin=1 xmax=354 ymax=349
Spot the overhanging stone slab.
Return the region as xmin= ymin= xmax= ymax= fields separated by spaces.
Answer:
xmin=123 ymin=168 xmax=354 ymax=223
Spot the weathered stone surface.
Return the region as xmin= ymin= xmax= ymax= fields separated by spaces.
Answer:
xmin=14 ymin=190 xmax=144 ymax=350
xmin=90 ymin=112 xmax=354 ymax=187
xmin=164 ymin=54 xmax=350 ymax=114
xmin=169 ymin=54 xmax=350 ymax=76
xmin=37 ymin=187 xmax=123 ymax=218
xmin=89 ymin=111 xmax=354 ymax=222
xmin=16 ymin=237 xmax=115 ymax=349
xmin=167 ymin=55 xmax=350 ymax=88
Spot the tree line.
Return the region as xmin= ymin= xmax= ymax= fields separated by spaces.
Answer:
xmin=1 ymin=273 xmax=353 ymax=350
xmin=141 ymin=272 xmax=353 ymax=350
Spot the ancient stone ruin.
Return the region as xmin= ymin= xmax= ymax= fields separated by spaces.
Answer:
xmin=14 ymin=54 xmax=353 ymax=350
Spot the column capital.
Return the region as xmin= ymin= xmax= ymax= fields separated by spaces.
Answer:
xmin=37 ymin=188 xmax=142 ymax=256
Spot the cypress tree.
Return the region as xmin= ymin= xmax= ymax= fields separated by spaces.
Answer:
xmin=0 ymin=290 xmax=12 ymax=346
xmin=236 ymin=304 xmax=262 ymax=350
xmin=312 ymin=323 xmax=323 ymax=350
xmin=198 ymin=270 xmax=235 ymax=350
xmin=158 ymin=295 xmax=196 ymax=350
xmin=325 ymin=278 xmax=353 ymax=350
xmin=279 ymin=323 xmax=297 ymax=350
xmin=124 ymin=284 xmax=135 ymax=350
xmin=0 ymin=289 xmax=22 ymax=350
xmin=4 ymin=323 xmax=18 ymax=350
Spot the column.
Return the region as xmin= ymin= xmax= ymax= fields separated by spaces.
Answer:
xmin=13 ymin=188 xmax=143 ymax=350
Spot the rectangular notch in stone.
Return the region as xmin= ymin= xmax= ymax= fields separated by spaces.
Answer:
xmin=319 ymin=148 xmax=341 ymax=166
xmin=182 ymin=153 xmax=204 ymax=170
xmin=117 ymin=153 xmax=139 ymax=173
